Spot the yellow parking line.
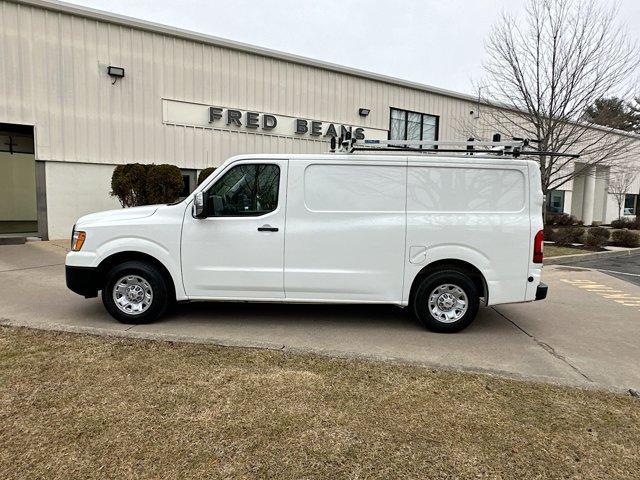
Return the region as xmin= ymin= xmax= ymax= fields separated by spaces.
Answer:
xmin=560 ymin=278 xmax=640 ymax=314
xmin=578 ymin=286 xmax=619 ymax=292
xmin=602 ymin=294 xmax=640 ymax=300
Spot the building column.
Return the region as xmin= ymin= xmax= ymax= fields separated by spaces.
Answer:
xmin=582 ymin=166 xmax=596 ymax=226
xmin=35 ymin=160 xmax=49 ymax=240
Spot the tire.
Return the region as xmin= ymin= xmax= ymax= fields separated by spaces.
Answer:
xmin=101 ymin=261 xmax=168 ymax=324
xmin=412 ymin=269 xmax=480 ymax=333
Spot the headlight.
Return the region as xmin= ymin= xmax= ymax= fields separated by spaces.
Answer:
xmin=71 ymin=229 xmax=86 ymax=251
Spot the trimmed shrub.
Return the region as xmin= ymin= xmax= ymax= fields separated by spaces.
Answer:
xmin=198 ymin=167 xmax=217 ymax=186
xmin=554 ymin=226 xmax=585 ymax=246
xmin=110 ymin=163 xmax=149 ymax=207
xmin=611 ymin=218 xmax=633 ymax=229
xmin=546 ymin=213 xmax=580 ymax=226
xmin=585 ymin=226 xmax=610 ymax=249
xmin=611 ymin=230 xmax=640 ymax=248
xmin=146 ymin=164 xmax=184 ymax=204
xmin=543 ymin=225 xmax=556 ymax=243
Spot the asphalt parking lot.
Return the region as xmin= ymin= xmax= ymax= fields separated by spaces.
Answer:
xmin=1 ymin=241 xmax=639 ymax=392
xmin=562 ymin=253 xmax=640 ymax=287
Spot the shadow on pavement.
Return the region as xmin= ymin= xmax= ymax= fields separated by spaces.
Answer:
xmin=155 ymin=300 xmax=507 ymax=335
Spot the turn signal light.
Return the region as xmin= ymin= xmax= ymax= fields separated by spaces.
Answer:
xmin=533 ymin=230 xmax=544 ymax=264
xmin=71 ymin=230 xmax=86 ymax=251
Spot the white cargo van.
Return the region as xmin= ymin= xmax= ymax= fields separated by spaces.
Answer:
xmin=66 ymin=141 xmax=547 ymax=332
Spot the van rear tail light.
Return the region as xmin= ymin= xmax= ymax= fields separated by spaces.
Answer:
xmin=533 ymin=229 xmax=544 ymax=264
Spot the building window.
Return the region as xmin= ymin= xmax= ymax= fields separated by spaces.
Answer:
xmin=546 ymin=190 xmax=565 ymax=214
xmin=389 ymin=108 xmax=439 ymax=147
xmin=624 ymin=194 xmax=637 ymax=215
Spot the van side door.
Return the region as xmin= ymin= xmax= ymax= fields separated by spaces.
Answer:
xmin=181 ymin=159 xmax=287 ymax=299
xmin=284 ymin=157 xmax=407 ymax=302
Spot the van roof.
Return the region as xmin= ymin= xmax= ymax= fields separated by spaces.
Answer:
xmin=227 ymin=153 xmax=536 ymax=168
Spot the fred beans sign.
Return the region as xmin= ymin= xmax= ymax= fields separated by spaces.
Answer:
xmin=208 ymin=106 xmax=365 ymax=139
xmin=162 ymin=99 xmax=387 ymax=140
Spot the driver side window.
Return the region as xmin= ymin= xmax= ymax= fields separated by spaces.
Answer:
xmin=204 ymin=163 xmax=280 ymax=217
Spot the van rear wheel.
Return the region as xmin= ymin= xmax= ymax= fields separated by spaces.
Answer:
xmin=102 ymin=261 xmax=168 ymax=324
xmin=412 ymin=270 xmax=479 ymax=333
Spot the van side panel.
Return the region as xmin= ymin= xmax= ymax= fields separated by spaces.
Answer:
xmin=403 ymin=162 xmax=531 ymax=306
xmin=284 ymin=158 xmax=407 ymax=302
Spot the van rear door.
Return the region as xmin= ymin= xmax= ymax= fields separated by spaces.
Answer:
xmin=284 ymin=157 xmax=407 ymax=302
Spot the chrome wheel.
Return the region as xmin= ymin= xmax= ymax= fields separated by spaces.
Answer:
xmin=112 ymin=275 xmax=153 ymax=315
xmin=428 ymin=284 xmax=468 ymax=323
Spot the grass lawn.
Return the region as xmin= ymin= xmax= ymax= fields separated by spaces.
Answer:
xmin=545 ymin=244 xmax=587 ymax=258
xmin=2 ymin=327 xmax=639 ymax=479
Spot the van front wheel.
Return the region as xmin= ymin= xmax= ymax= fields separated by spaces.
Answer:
xmin=102 ymin=261 xmax=168 ymax=324
xmin=412 ymin=270 xmax=479 ymax=333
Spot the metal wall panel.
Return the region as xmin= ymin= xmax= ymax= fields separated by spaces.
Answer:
xmin=0 ymin=0 xmax=485 ymax=168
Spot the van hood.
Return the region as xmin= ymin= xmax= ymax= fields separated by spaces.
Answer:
xmin=75 ymin=205 xmax=160 ymax=227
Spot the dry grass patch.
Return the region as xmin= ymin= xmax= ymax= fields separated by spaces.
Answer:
xmin=1 ymin=326 xmax=639 ymax=479
xmin=545 ymin=244 xmax=587 ymax=258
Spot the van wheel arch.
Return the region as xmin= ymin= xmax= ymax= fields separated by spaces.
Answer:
xmin=409 ymin=259 xmax=488 ymax=307
xmin=97 ymin=251 xmax=177 ymax=303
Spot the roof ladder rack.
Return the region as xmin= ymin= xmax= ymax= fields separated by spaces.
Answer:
xmin=329 ymin=134 xmax=579 ymax=159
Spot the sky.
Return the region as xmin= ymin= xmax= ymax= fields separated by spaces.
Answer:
xmin=70 ymin=0 xmax=640 ymax=96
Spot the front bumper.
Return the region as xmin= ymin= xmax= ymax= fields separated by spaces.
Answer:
xmin=66 ymin=265 xmax=99 ymax=298
xmin=535 ymin=282 xmax=548 ymax=301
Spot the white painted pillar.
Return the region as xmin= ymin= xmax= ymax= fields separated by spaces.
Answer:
xmin=582 ymin=166 xmax=596 ymax=226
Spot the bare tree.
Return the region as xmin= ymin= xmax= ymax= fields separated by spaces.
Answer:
xmin=477 ymin=0 xmax=640 ymax=195
xmin=608 ymin=168 xmax=638 ymax=220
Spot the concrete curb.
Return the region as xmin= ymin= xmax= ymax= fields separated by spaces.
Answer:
xmin=0 ymin=318 xmax=288 ymax=353
xmin=545 ymin=247 xmax=640 ymax=265
xmin=0 ymin=317 xmax=632 ymax=396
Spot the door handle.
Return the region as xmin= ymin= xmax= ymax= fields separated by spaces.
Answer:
xmin=258 ymin=225 xmax=279 ymax=232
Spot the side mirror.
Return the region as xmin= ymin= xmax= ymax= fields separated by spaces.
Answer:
xmin=193 ymin=192 xmax=206 ymax=218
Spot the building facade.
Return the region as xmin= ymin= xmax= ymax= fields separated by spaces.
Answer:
xmin=1 ymin=0 xmax=639 ymax=239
